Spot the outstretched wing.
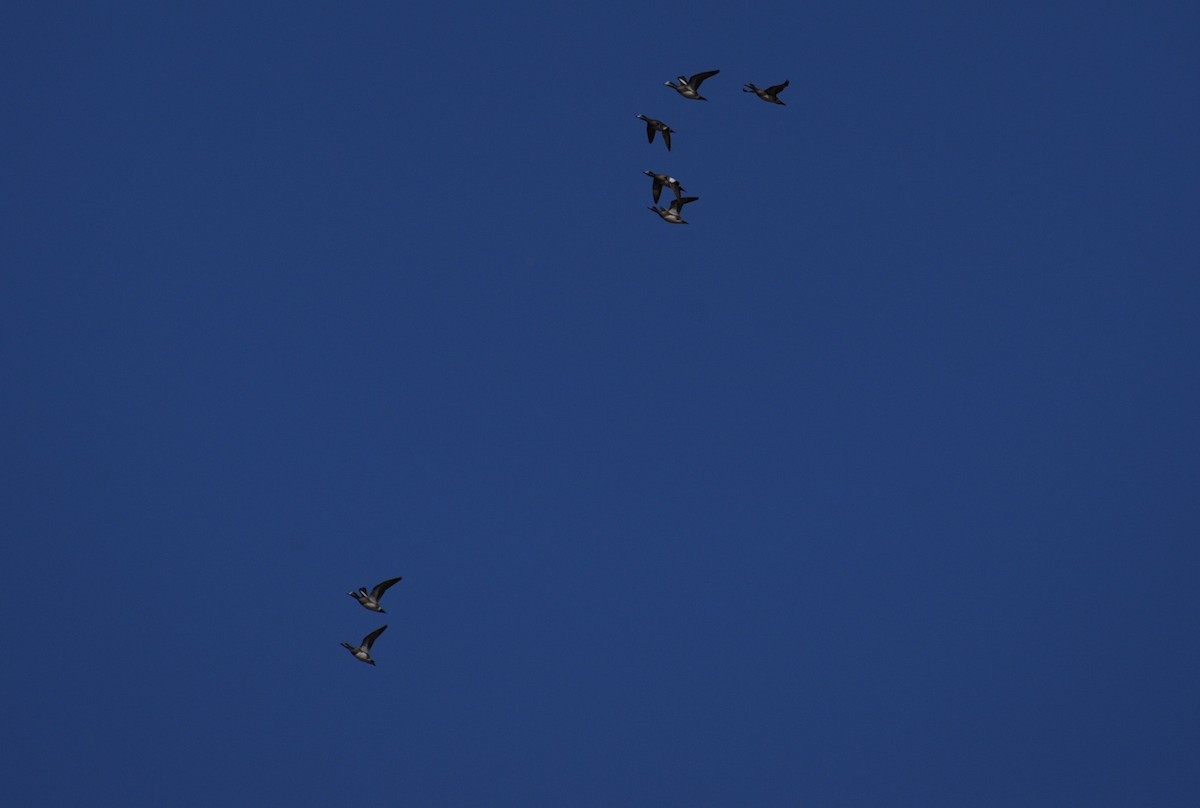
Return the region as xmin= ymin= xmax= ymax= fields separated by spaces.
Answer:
xmin=675 ymin=195 xmax=700 ymax=211
xmin=645 ymin=121 xmax=656 ymax=144
xmin=362 ymin=624 xmax=388 ymax=650
xmin=766 ymin=79 xmax=789 ymax=95
xmin=689 ymin=69 xmax=720 ymax=89
xmin=662 ymin=129 xmax=672 ymax=151
xmin=651 ymin=176 xmax=663 ymax=204
xmin=370 ymin=576 xmax=403 ymax=599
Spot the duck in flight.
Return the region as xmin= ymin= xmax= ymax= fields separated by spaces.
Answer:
xmin=643 ymin=170 xmax=686 ymax=204
xmin=341 ymin=625 xmax=387 ymax=666
xmin=648 ymin=195 xmax=700 ymax=225
xmin=743 ymin=79 xmax=789 ymax=105
xmin=665 ymin=69 xmax=720 ymax=100
xmin=348 ymin=576 xmax=402 ymax=613
xmin=636 ymin=115 xmax=674 ymax=151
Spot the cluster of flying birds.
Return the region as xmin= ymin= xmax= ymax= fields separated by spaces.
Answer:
xmin=337 ymin=78 xmax=789 ymax=666
xmin=640 ymin=69 xmax=789 ymax=224
xmin=340 ymin=575 xmax=402 ymax=666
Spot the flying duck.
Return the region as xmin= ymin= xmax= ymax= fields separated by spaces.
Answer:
xmin=643 ymin=170 xmax=686 ymax=204
xmin=348 ymin=576 xmax=402 ymax=613
xmin=636 ymin=114 xmax=674 ymax=151
xmin=648 ymin=195 xmax=700 ymax=225
xmin=743 ymin=79 xmax=789 ymax=105
xmin=665 ymin=69 xmax=720 ymax=100
xmin=341 ymin=624 xmax=387 ymax=666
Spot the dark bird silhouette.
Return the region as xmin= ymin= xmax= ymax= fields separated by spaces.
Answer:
xmin=665 ymin=69 xmax=720 ymax=100
xmin=341 ymin=625 xmax=387 ymax=666
xmin=636 ymin=114 xmax=674 ymax=151
xmin=644 ymin=170 xmax=686 ymax=204
xmin=648 ymin=195 xmax=700 ymax=225
xmin=348 ymin=576 xmax=402 ymax=613
xmin=743 ymin=79 xmax=789 ymax=105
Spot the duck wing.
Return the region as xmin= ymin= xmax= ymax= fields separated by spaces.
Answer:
xmin=662 ymin=129 xmax=672 ymax=151
xmin=651 ymin=176 xmax=663 ymax=204
xmin=362 ymin=624 xmax=388 ymax=650
xmin=689 ymin=69 xmax=720 ymax=89
xmin=765 ymin=79 xmax=789 ymax=95
xmin=370 ymin=576 xmax=403 ymax=599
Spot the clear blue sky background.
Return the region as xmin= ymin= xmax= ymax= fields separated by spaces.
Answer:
xmin=3 ymin=2 xmax=1198 ymax=805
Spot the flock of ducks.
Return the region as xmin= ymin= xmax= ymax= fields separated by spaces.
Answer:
xmin=640 ymin=70 xmax=789 ymax=225
xmin=338 ymin=73 xmax=788 ymax=665
xmin=341 ymin=575 xmax=402 ymax=666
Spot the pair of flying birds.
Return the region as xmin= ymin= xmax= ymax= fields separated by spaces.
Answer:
xmin=340 ymin=576 xmax=401 ymax=666
xmin=640 ymin=70 xmax=789 ymax=224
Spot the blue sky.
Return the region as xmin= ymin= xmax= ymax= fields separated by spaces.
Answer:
xmin=3 ymin=2 xmax=1198 ymax=805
